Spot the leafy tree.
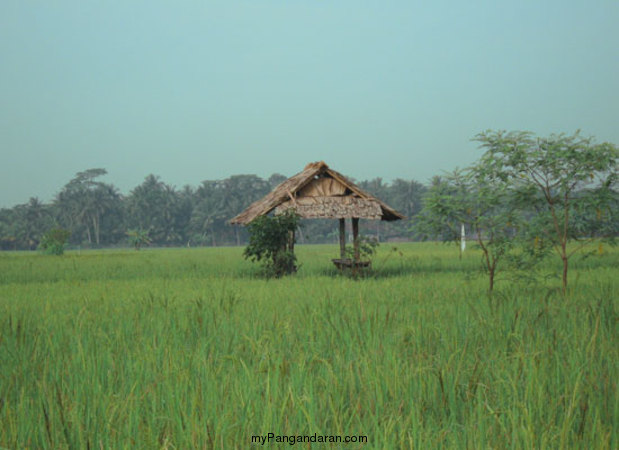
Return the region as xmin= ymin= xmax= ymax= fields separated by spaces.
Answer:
xmin=0 ymin=208 xmax=19 ymax=250
xmin=243 ymin=211 xmax=300 ymax=277
xmin=39 ymin=228 xmax=71 ymax=255
xmin=54 ymin=169 xmax=123 ymax=246
xmin=359 ymin=178 xmax=387 ymax=238
xmin=415 ymin=167 xmax=521 ymax=292
xmin=414 ymin=171 xmax=466 ymax=243
xmin=0 ymin=199 xmax=54 ymax=250
xmin=14 ymin=198 xmax=54 ymax=249
xmin=389 ymin=179 xmax=427 ymax=219
xmin=189 ymin=180 xmax=222 ymax=246
xmin=385 ymin=179 xmax=427 ymax=241
xmin=177 ymin=185 xmax=196 ymax=245
xmin=0 ymin=170 xmax=437 ymax=250
xmin=126 ymin=229 xmax=151 ymax=250
xmin=357 ymin=178 xmax=389 ymax=241
xmin=190 ymin=175 xmax=271 ymax=246
xmin=220 ymin=175 xmax=271 ymax=245
xmin=359 ymin=177 xmax=388 ymax=198
xmin=268 ymin=173 xmax=288 ymax=189
xmin=475 ymin=130 xmax=618 ymax=292
xmin=125 ymin=175 xmax=183 ymax=245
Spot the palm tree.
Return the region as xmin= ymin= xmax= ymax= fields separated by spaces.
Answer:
xmin=54 ymin=169 xmax=122 ymax=246
xmin=125 ymin=175 xmax=185 ymax=245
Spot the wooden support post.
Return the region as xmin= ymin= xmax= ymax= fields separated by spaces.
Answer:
xmin=352 ymin=218 xmax=360 ymax=262
xmin=287 ymin=229 xmax=297 ymax=273
xmin=288 ymin=230 xmax=295 ymax=253
xmin=339 ymin=218 xmax=346 ymax=260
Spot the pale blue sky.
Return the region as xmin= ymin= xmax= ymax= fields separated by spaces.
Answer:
xmin=2 ymin=1 xmax=618 ymax=207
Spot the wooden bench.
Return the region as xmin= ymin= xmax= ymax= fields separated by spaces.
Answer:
xmin=331 ymin=258 xmax=371 ymax=270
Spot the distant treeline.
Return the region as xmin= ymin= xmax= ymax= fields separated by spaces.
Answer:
xmin=0 ymin=168 xmax=427 ymax=250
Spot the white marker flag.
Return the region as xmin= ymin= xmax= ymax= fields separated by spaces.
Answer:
xmin=461 ymin=223 xmax=466 ymax=252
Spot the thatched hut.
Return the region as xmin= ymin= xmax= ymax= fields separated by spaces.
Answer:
xmin=229 ymin=161 xmax=405 ymax=268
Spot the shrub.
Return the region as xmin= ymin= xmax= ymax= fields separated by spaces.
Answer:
xmin=126 ymin=229 xmax=152 ymax=250
xmin=345 ymin=235 xmax=379 ymax=261
xmin=39 ymin=228 xmax=71 ymax=255
xmin=243 ymin=211 xmax=300 ymax=277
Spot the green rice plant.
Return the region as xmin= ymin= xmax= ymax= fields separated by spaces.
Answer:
xmin=0 ymin=242 xmax=616 ymax=448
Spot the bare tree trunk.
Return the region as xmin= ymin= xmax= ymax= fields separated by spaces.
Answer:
xmin=93 ymin=215 xmax=100 ymax=246
xmin=476 ymin=227 xmax=494 ymax=293
xmin=561 ymin=250 xmax=568 ymax=293
xmin=489 ymin=261 xmax=496 ymax=293
xmin=562 ymin=194 xmax=570 ymax=293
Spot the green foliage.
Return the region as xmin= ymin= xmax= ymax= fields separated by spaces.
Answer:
xmin=243 ymin=211 xmax=300 ymax=277
xmin=126 ymin=228 xmax=152 ymax=250
xmin=38 ymin=228 xmax=71 ymax=255
xmin=475 ymin=130 xmax=618 ymax=291
xmin=55 ymin=168 xmax=123 ymax=247
xmin=344 ymin=235 xmax=380 ymax=261
xmin=413 ymin=171 xmax=468 ymax=243
xmin=414 ymin=130 xmax=618 ymax=293
xmin=125 ymin=175 xmax=185 ymax=245
xmin=358 ymin=177 xmax=427 ymax=240
xmin=414 ymin=167 xmax=521 ymax=292
xmin=1 ymin=168 xmax=426 ymax=249
xmin=0 ymin=198 xmax=53 ymax=250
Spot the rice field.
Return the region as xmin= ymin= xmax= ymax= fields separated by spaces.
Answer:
xmin=0 ymin=243 xmax=617 ymax=449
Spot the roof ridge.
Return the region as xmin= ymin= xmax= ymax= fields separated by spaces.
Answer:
xmin=229 ymin=162 xmax=405 ymax=224
xmin=304 ymin=161 xmax=328 ymax=171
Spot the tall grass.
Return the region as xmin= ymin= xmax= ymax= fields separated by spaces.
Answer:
xmin=0 ymin=243 xmax=617 ymax=448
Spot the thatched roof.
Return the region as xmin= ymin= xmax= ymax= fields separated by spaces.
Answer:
xmin=229 ymin=161 xmax=405 ymax=225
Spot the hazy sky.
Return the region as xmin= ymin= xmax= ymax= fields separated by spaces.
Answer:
xmin=2 ymin=1 xmax=618 ymax=208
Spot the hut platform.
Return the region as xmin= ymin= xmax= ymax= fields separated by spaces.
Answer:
xmin=331 ymin=258 xmax=371 ymax=270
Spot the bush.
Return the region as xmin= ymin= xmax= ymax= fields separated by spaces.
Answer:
xmin=39 ymin=228 xmax=71 ymax=255
xmin=126 ymin=229 xmax=151 ymax=250
xmin=345 ymin=235 xmax=379 ymax=261
xmin=243 ymin=211 xmax=300 ymax=277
